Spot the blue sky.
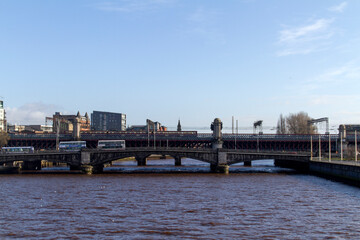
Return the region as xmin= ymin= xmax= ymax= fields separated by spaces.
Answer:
xmin=1 ymin=0 xmax=360 ymax=132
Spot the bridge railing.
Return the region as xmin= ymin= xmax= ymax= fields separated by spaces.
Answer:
xmin=222 ymin=134 xmax=338 ymax=141
xmin=9 ymin=132 xmax=340 ymax=141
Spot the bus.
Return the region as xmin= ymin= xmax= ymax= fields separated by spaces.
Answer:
xmin=1 ymin=146 xmax=35 ymax=154
xmin=59 ymin=141 xmax=86 ymax=152
xmin=97 ymin=140 xmax=126 ymax=150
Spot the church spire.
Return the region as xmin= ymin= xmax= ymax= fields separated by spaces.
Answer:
xmin=177 ymin=119 xmax=182 ymax=132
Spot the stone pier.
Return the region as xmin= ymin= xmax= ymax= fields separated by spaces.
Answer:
xmin=70 ymin=165 xmax=81 ymax=171
xmin=244 ymin=161 xmax=252 ymax=166
xmin=210 ymin=164 xmax=229 ymax=174
xmin=136 ymin=156 xmax=147 ymax=166
xmin=174 ymin=156 xmax=182 ymax=166
xmin=210 ymin=118 xmax=229 ymax=173
xmin=22 ymin=160 xmax=42 ymax=171
xmin=81 ymin=164 xmax=104 ymax=174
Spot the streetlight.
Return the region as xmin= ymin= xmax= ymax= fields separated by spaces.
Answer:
xmin=329 ymin=134 xmax=331 ymax=162
xmin=355 ymin=130 xmax=357 ymax=162
xmin=310 ymin=135 xmax=313 ymax=161
xmin=235 ymin=119 xmax=238 ymax=150
xmin=340 ymin=132 xmax=343 ymax=161
xmin=319 ymin=135 xmax=321 ymax=161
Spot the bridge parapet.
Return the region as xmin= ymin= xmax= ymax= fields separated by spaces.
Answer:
xmin=0 ymin=147 xmax=311 ymax=174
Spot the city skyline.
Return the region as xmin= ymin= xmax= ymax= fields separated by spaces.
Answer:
xmin=1 ymin=0 xmax=360 ymax=131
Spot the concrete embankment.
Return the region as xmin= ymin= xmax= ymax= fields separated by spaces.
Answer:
xmin=309 ymin=160 xmax=360 ymax=186
xmin=275 ymin=158 xmax=360 ymax=186
xmin=0 ymin=166 xmax=20 ymax=174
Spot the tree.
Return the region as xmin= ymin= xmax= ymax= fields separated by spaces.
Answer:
xmin=0 ymin=130 xmax=10 ymax=147
xmin=286 ymin=112 xmax=317 ymax=134
xmin=276 ymin=114 xmax=287 ymax=134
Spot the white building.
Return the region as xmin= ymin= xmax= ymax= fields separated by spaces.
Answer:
xmin=0 ymin=100 xmax=5 ymax=131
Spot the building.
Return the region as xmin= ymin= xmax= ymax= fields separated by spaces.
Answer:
xmin=127 ymin=119 xmax=167 ymax=132
xmin=7 ymin=124 xmax=25 ymax=133
xmin=52 ymin=112 xmax=90 ymax=133
xmin=91 ymin=111 xmax=126 ymax=131
xmin=25 ymin=125 xmax=53 ymax=133
xmin=339 ymin=124 xmax=360 ymax=138
xmin=0 ymin=100 xmax=6 ymax=132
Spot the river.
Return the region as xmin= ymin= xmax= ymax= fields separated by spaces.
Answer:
xmin=1 ymin=159 xmax=360 ymax=239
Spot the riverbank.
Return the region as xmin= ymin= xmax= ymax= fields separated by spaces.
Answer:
xmin=309 ymin=159 xmax=360 ymax=186
xmin=0 ymin=166 xmax=20 ymax=174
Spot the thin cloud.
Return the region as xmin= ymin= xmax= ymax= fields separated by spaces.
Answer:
xmin=312 ymin=61 xmax=360 ymax=85
xmin=95 ymin=0 xmax=175 ymax=13
xmin=289 ymin=60 xmax=360 ymax=95
xmin=6 ymin=102 xmax=65 ymax=125
xmin=184 ymin=7 xmax=226 ymax=45
xmin=328 ymin=2 xmax=348 ymax=13
xmin=279 ymin=19 xmax=333 ymax=43
xmin=277 ymin=18 xmax=334 ymax=56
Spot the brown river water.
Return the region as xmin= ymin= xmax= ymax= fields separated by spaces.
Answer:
xmin=1 ymin=159 xmax=360 ymax=239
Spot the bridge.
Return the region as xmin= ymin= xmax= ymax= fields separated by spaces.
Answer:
xmin=1 ymin=118 xmax=312 ymax=174
xmin=7 ymin=132 xmax=339 ymax=152
xmin=0 ymin=147 xmax=310 ymax=174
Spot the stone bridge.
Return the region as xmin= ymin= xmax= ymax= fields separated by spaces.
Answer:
xmin=0 ymin=147 xmax=310 ymax=174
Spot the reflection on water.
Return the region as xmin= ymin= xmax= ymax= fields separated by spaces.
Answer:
xmin=42 ymin=158 xmax=283 ymax=174
xmin=105 ymin=158 xmax=287 ymax=174
xmin=2 ymin=158 xmax=360 ymax=239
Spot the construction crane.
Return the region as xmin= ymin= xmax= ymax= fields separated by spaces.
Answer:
xmin=308 ymin=117 xmax=329 ymax=134
xmin=253 ymin=120 xmax=263 ymax=134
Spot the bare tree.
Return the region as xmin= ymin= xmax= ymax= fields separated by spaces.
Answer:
xmin=286 ymin=112 xmax=317 ymax=134
xmin=276 ymin=114 xmax=287 ymax=134
xmin=0 ymin=130 xmax=9 ymax=147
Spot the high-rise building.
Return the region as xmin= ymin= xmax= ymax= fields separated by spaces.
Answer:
xmin=91 ymin=111 xmax=126 ymax=131
xmin=0 ymin=100 xmax=6 ymax=131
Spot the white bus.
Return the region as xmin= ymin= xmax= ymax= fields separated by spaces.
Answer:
xmin=1 ymin=146 xmax=35 ymax=154
xmin=59 ymin=141 xmax=86 ymax=152
xmin=97 ymin=140 xmax=126 ymax=150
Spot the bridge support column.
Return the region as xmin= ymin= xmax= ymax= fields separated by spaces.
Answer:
xmin=80 ymin=164 xmax=103 ymax=174
xmin=174 ymin=156 xmax=182 ymax=166
xmin=244 ymin=161 xmax=252 ymax=166
xmin=4 ymin=162 xmax=14 ymax=167
xmin=22 ymin=160 xmax=42 ymax=171
xmin=70 ymin=165 xmax=81 ymax=171
xmin=210 ymin=151 xmax=229 ymax=174
xmin=274 ymin=159 xmax=309 ymax=172
xmin=136 ymin=157 xmax=147 ymax=166
xmin=210 ymin=164 xmax=229 ymax=174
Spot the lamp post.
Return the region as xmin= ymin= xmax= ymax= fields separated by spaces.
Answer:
xmin=154 ymin=126 xmax=156 ymax=150
xmin=341 ymin=132 xmax=343 ymax=161
xmin=355 ymin=130 xmax=357 ymax=162
xmin=235 ymin=120 xmax=238 ymax=150
xmin=329 ymin=134 xmax=331 ymax=162
xmin=319 ymin=135 xmax=321 ymax=161
xmin=147 ymin=123 xmax=150 ymax=148
xmin=310 ymin=135 xmax=313 ymax=161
